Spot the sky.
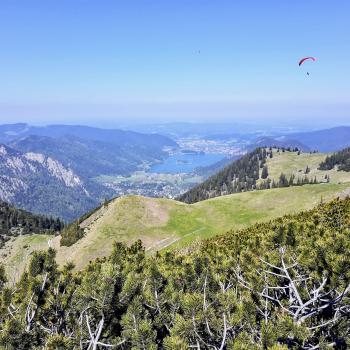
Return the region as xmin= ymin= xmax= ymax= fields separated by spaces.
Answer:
xmin=0 ymin=0 xmax=349 ymax=126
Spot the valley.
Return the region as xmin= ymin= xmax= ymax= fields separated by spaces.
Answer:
xmin=2 ymin=123 xmax=350 ymax=222
xmin=0 ymin=124 xmax=177 ymax=220
xmin=94 ymin=171 xmax=203 ymax=198
xmin=3 ymin=146 xmax=350 ymax=276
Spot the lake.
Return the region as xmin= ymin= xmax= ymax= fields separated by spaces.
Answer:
xmin=149 ymin=152 xmax=224 ymax=174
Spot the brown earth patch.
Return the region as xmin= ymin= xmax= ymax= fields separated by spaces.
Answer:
xmin=142 ymin=197 xmax=169 ymax=226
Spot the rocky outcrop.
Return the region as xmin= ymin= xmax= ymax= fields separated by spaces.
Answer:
xmin=0 ymin=144 xmax=93 ymax=220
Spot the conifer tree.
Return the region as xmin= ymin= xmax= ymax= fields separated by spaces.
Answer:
xmin=261 ymin=165 xmax=269 ymax=179
xmin=278 ymin=173 xmax=289 ymax=187
xmin=288 ymin=174 xmax=295 ymax=186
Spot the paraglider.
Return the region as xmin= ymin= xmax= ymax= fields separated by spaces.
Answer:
xmin=298 ymin=56 xmax=316 ymax=76
xmin=298 ymin=56 xmax=316 ymax=66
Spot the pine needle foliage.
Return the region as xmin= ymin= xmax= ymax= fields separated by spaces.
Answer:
xmin=1 ymin=198 xmax=350 ymax=348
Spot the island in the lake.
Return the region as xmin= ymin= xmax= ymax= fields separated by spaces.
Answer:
xmin=180 ymin=149 xmax=205 ymax=155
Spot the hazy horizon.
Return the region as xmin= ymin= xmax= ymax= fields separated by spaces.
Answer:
xmin=1 ymin=118 xmax=350 ymax=134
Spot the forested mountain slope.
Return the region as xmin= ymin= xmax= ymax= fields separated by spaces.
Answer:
xmin=0 ymin=200 xmax=63 ymax=246
xmin=1 ymin=197 xmax=349 ymax=348
xmin=0 ymin=143 xmax=102 ymax=221
xmin=0 ymin=123 xmax=178 ymax=220
xmin=0 ymin=201 xmax=63 ymax=280
xmin=11 ymin=134 xmax=165 ymax=178
xmin=1 ymin=124 xmax=177 ymax=174
xmin=193 ymin=155 xmax=239 ymax=178
xmin=178 ymin=148 xmax=265 ymax=203
xmin=178 ymin=147 xmax=350 ymax=204
xmin=319 ymin=147 xmax=350 ymax=171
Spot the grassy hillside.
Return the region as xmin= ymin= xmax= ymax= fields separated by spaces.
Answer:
xmin=51 ymin=148 xmax=350 ymax=270
xmin=0 ymin=233 xmax=53 ymax=282
xmin=52 ymin=182 xmax=350 ymax=270
xmin=177 ymin=148 xmax=340 ymax=204
xmin=3 ymin=149 xmax=350 ymax=275
xmin=261 ymin=148 xmax=350 ymax=184
xmin=0 ymin=200 xmax=62 ymax=283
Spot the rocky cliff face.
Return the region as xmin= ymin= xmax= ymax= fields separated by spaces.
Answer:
xmin=0 ymin=144 xmax=86 ymax=193
xmin=24 ymin=152 xmax=86 ymax=189
xmin=0 ymin=144 xmax=96 ymax=221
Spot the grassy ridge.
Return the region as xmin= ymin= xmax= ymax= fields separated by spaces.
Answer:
xmin=2 ymin=182 xmax=350 ymax=274
xmin=3 ymin=149 xmax=350 ymax=274
xmin=170 ymin=182 xmax=350 ymax=248
xmin=53 ymin=182 xmax=350 ymax=269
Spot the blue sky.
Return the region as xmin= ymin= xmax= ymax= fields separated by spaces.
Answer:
xmin=0 ymin=0 xmax=349 ymax=126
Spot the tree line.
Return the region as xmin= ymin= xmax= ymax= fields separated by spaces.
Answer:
xmin=258 ymin=172 xmax=321 ymax=190
xmin=319 ymin=147 xmax=350 ymax=172
xmin=0 ymin=201 xmax=64 ymax=248
xmin=60 ymin=198 xmax=113 ymax=247
xmin=178 ymin=147 xmax=319 ymax=204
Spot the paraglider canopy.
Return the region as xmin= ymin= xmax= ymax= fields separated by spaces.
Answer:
xmin=298 ymin=57 xmax=316 ymax=66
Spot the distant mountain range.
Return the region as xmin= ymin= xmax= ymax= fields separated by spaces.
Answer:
xmin=249 ymin=136 xmax=310 ymax=152
xmin=284 ymin=126 xmax=350 ymax=152
xmin=1 ymin=123 xmax=349 ymax=220
xmin=0 ymin=124 xmax=178 ymax=220
xmin=246 ymin=126 xmax=350 ymax=153
xmin=10 ymin=134 xmax=166 ymax=178
xmin=0 ymin=123 xmax=177 ymax=148
xmin=0 ymin=124 xmax=177 ymax=169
